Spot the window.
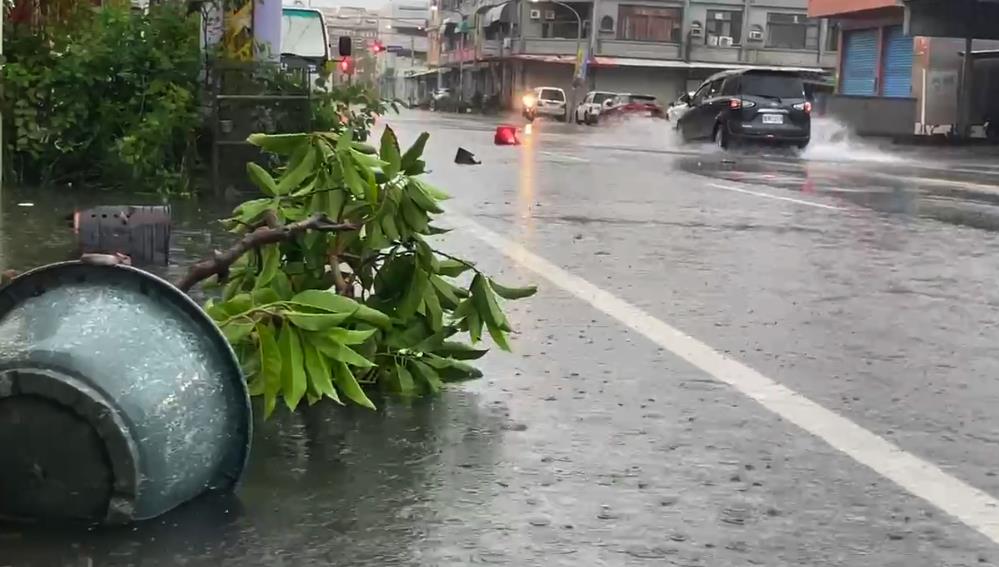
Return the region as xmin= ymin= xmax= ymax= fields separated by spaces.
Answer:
xmin=539 ymin=88 xmax=565 ymax=102
xmin=720 ymin=77 xmax=739 ymax=96
xmin=690 ymin=82 xmax=712 ymax=106
xmin=706 ymin=10 xmax=742 ymax=45
xmin=600 ymin=15 xmax=614 ymax=32
xmin=542 ymin=5 xmax=587 ymax=39
xmin=618 ymin=5 xmax=682 ymax=43
xmin=767 ymin=13 xmax=819 ymax=50
xmin=740 ymin=72 xmax=805 ymax=99
xmin=826 ymin=21 xmax=840 ymax=51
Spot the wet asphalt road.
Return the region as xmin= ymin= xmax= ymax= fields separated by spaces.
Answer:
xmin=5 ymin=111 xmax=999 ymax=565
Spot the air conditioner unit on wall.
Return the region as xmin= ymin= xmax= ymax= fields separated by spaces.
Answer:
xmin=529 ymin=8 xmax=541 ymax=19
xmin=719 ymin=36 xmax=734 ymax=47
xmin=502 ymin=37 xmax=512 ymax=48
xmin=748 ymin=30 xmax=763 ymax=41
xmin=544 ymin=9 xmax=556 ymax=20
xmin=707 ymin=35 xmax=719 ymax=46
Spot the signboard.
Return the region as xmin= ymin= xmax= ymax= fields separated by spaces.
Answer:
xmin=387 ymin=45 xmax=404 ymax=53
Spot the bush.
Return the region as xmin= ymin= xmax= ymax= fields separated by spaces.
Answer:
xmin=2 ymin=3 xmax=201 ymax=193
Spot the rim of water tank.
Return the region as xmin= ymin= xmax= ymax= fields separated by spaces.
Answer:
xmin=0 ymin=261 xmax=253 ymax=495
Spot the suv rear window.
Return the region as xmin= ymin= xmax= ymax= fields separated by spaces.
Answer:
xmin=593 ymin=92 xmax=614 ymax=104
xmin=623 ymin=95 xmax=657 ymax=103
xmin=740 ymin=73 xmax=805 ymax=99
xmin=539 ymin=89 xmax=565 ymax=102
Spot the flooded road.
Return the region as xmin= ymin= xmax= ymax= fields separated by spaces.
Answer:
xmin=4 ymin=111 xmax=999 ymax=565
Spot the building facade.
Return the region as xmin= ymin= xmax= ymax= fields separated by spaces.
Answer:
xmin=810 ymin=0 xmax=999 ymax=137
xmin=424 ymin=0 xmax=838 ymax=109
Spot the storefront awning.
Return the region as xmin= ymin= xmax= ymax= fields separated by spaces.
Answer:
xmin=482 ymin=3 xmax=514 ymax=28
xmin=511 ymin=54 xmax=828 ymax=74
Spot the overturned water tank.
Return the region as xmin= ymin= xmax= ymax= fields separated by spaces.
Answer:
xmin=0 ymin=261 xmax=251 ymax=525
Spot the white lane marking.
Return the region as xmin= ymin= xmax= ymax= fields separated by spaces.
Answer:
xmin=539 ymin=151 xmax=588 ymax=163
xmin=448 ymin=212 xmax=999 ymax=546
xmin=709 ymin=182 xmax=847 ymax=210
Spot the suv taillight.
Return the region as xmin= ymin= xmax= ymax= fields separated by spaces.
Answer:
xmin=793 ymin=101 xmax=812 ymax=114
xmin=729 ymin=99 xmax=757 ymax=109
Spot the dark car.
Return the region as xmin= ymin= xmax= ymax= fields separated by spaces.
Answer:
xmin=678 ymin=69 xmax=811 ymax=149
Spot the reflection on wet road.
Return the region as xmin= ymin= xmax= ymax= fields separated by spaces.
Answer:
xmin=4 ymin=110 xmax=999 ymax=565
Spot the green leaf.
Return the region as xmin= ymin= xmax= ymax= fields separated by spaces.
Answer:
xmin=401 ymin=132 xmax=429 ymax=173
xmin=424 ymin=285 xmax=443 ymax=332
xmin=286 ymin=311 xmax=354 ymax=331
xmin=303 ymin=340 xmax=341 ymax=403
xmin=487 ymin=279 xmax=538 ymax=300
xmin=350 ymin=148 xmax=389 ymax=170
xmin=340 ymin=153 xmax=367 ymax=197
xmin=409 ymin=359 xmax=443 ymax=393
xmin=332 ymin=360 xmax=376 ymax=409
xmin=435 ymin=341 xmax=489 ymax=360
xmin=291 ymin=290 xmax=392 ymax=328
xmin=350 ymin=141 xmax=377 ymax=154
xmin=276 ymin=146 xmax=317 ymax=195
xmin=247 ymin=133 xmax=308 ymax=155
xmin=233 ymin=197 xmax=274 ymax=224
xmin=424 ymin=355 xmax=483 ymax=382
xmin=379 ymin=126 xmax=402 ymax=177
xmin=311 ymin=334 xmax=376 ymax=368
xmin=438 ymin=259 xmax=473 ymax=277
xmin=279 ymin=324 xmax=307 ymax=411
xmin=270 ymin=271 xmax=294 ymax=300
xmin=395 ymin=362 xmax=416 ymax=394
xmin=466 ymin=307 xmax=483 ymax=343
xmin=400 ymin=194 xmax=428 ymax=232
xmin=246 ymin=163 xmax=279 ymax=196
xmin=256 ymin=323 xmax=282 ymax=418
xmin=430 ymin=275 xmax=461 ymax=309
xmin=415 ymin=179 xmax=451 ymax=201
xmin=486 ymin=321 xmax=511 ymax=352
xmin=398 ymin=266 xmax=430 ymax=319
xmin=407 ymin=181 xmax=444 ymax=214
xmin=336 ymin=127 xmax=353 ymax=152
xmin=325 ymin=327 xmax=377 ymax=345
xmin=472 ymin=274 xmax=511 ymax=332
xmin=222 ymin=320 xmax=254 ymax=344
xmin=256 ymin=244 xmax=281 ymax=288
xmin=380 ymin=210 xmax=401 ymax=241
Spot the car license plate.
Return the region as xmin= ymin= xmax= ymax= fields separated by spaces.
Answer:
xmin=762 ymin=114 xmax=784 ymax=125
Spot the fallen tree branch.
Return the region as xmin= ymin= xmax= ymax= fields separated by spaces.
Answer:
xmin=176 ymin=213 xmax=359 ymax=292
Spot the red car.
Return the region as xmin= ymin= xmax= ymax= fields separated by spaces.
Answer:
xmin=601 ymin=94 xmax=666 ymax=121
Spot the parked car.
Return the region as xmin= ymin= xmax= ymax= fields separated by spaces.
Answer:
xmin=600 ymin=94 xmax=666 ymax=122
xmin=523 ymin=87 xmax=567 ymax=122
xmin=574 ymin=91 xmax=617 ymax=125
xmin=666 ymin=92 xmax=695 ymax=129
xmin=429 ymin=88 xmax=453 ymax=111
xmin=678 ymin=69 xmax=812 ymax=149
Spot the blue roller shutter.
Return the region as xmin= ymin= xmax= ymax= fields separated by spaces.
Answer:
xmin=881 ymin=26 xmax=913 ymax=98
xmin=841 ymin=29 xmax=877 ymax=96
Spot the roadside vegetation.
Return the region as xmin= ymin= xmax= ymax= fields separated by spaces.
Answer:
xmin=2 ymin=1 xmax=537 ymax=415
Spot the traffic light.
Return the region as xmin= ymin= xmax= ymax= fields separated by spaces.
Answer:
xmin=339 ymin=56 xmax=353 ymax=74
xmin=371 ymin=40 xmax=384 ymax=54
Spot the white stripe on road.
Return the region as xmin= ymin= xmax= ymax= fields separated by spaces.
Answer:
xmin=539 ymin=151 xmax=588 ymax=163
xmin=449 ymin=212 xmax=999 ymax=546
xmin=709 ymin=182 xmax=847 ymax=210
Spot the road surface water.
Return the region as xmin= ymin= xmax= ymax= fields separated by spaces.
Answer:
xmin=3 ymin=111 xmax=999 ymax=566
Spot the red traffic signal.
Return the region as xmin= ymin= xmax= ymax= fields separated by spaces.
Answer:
xmin=371 ymin=40 xmax=384 ymax=54
xmin=339 ymin=56 xmax=353 ymax=74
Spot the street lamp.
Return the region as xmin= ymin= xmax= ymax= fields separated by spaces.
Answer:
xmin=530 ymin=0 xmax=584 ymax=116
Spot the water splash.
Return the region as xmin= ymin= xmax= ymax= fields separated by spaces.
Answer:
xmin=801 ymin=117 xmax=903 ymax=164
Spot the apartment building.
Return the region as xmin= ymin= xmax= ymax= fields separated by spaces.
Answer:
xmin=425 ymin=0 xmax=838 ymax=108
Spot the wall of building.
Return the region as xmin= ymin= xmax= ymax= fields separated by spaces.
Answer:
xmin=815 ymin=93 xmax=916 ymax=136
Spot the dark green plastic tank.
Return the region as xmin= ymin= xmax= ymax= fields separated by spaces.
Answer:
xmin=0 ymin=261 xmax=251 ymax=524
